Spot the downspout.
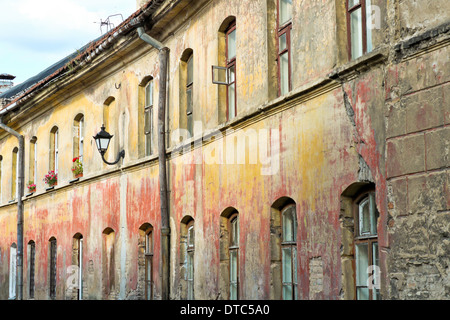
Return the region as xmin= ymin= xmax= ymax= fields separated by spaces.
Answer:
xmin=136 ymin=25 xmax=171 ymax=300
xmin=0 ymin=117 xmax=24 ymax=300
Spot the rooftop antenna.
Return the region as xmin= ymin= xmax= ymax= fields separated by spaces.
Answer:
xmin=95 ymin=14 xmax=124 ymax=35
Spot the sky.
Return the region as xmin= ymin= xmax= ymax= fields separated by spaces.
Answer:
xmin=0 ymin=0 xmax=138 ymax=86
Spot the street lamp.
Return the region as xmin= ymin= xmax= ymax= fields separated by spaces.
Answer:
xmin=93 ymin=125 xmax=125 ymax=165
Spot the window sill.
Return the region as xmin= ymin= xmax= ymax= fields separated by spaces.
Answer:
xmin=45 ymin=186 xmax=55 ymax=191
xmin=328 ymin=46 xmax=388 ymax=81
xmin=69 ymin=178 xmax=79 ymax=183
xmin=26 ymin=192 xmax=34 ymax=197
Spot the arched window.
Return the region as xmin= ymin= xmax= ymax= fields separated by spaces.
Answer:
xmin=72 ymin=115 xmax=84 ymax=178
xmin=49 ymin=237 xmax=57 ymax=299
xmin=180 ymin=216 xmax=195 ymax=299
xmin=11 ymin=147 xmax=18 ymax=200
xmin=29 ymin=137 xmax=37 ymax=189
xmin=102 ymin=228 xmax=115 ymax=300
xmin=9 ymin=243 xmax=17 ymax=299
xmin=340 ymin=183 xmax=380 ymax=300
xmin=72 ymin=233 xmax=83 ymax=300
xmin=219 ymin=207 xmax=239 ymax=300
xmin=229 ymin=213 xmax=239 ymax=299
xmin=180 ymin=49 xmax=194 ymax=137
xmin=50 ymin=126 xmax=59 ymax=174
xmin=139 ymin=223 xmax=153 ymax=300
xmin=225 ymin=20 xmax=237 ymax=120
xmin=73 ymin=114 xmax=84 ymax=162
xmin=27 ymin=240 xmax=36 ymax=299
xmin=102 ymin=97 xmax=115 ymax=159
xmin=354 ymin=190 xmax=379 ymax=300
xmin=139 ymin=77 xmax=154 ymax=157
xmin=281 ymin=204 xmax=297 ymax=300
xmin=103 ymin=97 xmax=115 ymax=132
xmin=270 ymin=197 xmax=298 ymax=300
xmin=213 ymin=17 xmax=237 ymax=123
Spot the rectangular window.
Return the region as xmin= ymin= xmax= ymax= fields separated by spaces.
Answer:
xmin=29 ymin=138 xmax=37 ymax=185
xmin=144 ymin=81 xmax=153 ymax=156
xmin=277 ymin=0 xmax=292 ymax=96
xmin=347 ymin=0 xmax=373 ymax=60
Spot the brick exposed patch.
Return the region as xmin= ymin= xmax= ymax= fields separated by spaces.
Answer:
xmin=309 ymin=257 xmax=323 ymax=299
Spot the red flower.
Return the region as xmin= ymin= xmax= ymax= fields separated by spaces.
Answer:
xmin=73 ymin=157 xmax=78 ymax=162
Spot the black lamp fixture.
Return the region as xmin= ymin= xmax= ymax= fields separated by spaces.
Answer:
xmin=93 ymin=125 xmax=125 ymax=165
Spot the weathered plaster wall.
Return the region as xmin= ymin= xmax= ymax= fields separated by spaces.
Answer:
xmin=0 ymin=0 xmax=448 ymax=300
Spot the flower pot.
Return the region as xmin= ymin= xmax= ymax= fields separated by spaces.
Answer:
xmin=75 ymin=173 xmax=83 ymax=179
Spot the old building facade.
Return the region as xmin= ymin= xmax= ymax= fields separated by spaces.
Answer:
xmin=0 ymin=0 xmax=449 ymax=300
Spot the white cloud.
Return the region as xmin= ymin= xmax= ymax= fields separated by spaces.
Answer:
xmin=0 ymin=0 xmax=137 ymax=85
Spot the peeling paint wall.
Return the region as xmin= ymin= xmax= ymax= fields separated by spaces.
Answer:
xmin=0 ymin=0 xmax=448 ymax=300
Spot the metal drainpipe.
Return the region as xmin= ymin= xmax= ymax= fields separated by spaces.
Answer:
xmin=0 ymin=117 xmax=24 ymax=300
xmin=136 ymin=26 xmax=171 ymax=300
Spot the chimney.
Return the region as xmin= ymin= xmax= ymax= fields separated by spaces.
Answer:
xmin=0 ymin=74 xmax=15 ymax=95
